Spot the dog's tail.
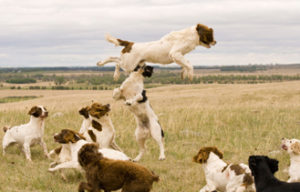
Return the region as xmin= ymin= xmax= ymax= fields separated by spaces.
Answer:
xmin=105 ymin=34 xmax=133 ymax=48
xmin=105 ymin=34 xmax=122 ymax=46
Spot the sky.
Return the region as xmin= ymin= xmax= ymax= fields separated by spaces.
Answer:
xmin=0 ymin=0 xmax=300 ymax=67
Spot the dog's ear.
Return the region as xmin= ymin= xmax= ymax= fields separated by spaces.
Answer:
xmin=78 ymin=143 xmax=102 ymax=167
xmin=211 ymin=147 xmax=223 ymax=159
xmin=291 ymin=142 xmax=300 ymax=154
xmin=267 ymin=157 xmax=279 ymax=174
xmin=28 ymin=106 xmax=42 ymax=117
xmin=79 ymin=106 xmax=90 ymax=119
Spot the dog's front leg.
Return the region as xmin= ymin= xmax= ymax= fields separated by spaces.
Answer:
xmin=78 ymin=182 xmax=93 ymax=192
xmin=48 ymin=161 xmax=80 ymax=172
xmin=169 ymin=51 xmax=193 ymax=81
xmin=199 ymin=183 xmax=217 ymax=192
xmin=23 ymin=142 xmax=32 ymax=161
xmin=125 ymin=93 xmax=143 ymax=105
xmin=40 ymin=139 xmax=49 ymax=158
xmin=112 ymin=88 xmax=122 ymax=100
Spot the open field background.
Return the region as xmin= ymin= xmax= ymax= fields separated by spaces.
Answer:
xmin=0 ymin=80 xmax=300 ymax=191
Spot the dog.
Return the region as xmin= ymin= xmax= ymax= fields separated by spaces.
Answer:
xmin=78 ymin=103 xmax=122 ymax=151
xmin=2 ymin=106 xmax=49 ymax=161
xmin=193 ymin=147 xmax=255 ymax=192
xmin=249 ymin=155 xmax=300 ymax=192
xmin=97 ymin=23 xmax=216 ymax=81
xmin=113 ymin=65 xmax=165 ymax=161
xmin=78 ymin=143 xmax=159 ymax=192
xmin=281 ymin=138 xmax=300 ymax=182
xmin=48 ymin=129 xmax=130 ymax=174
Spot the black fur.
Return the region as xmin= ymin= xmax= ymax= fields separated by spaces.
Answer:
xmin=137 ymin=90 xmax=148 ymax=103
xmin=142 ymin=66 xmax=153 ymax=77
xmin=161 ymin=129 xmax=164 ymax=138
xmin=248 ymin=155 xmax=300 ymax=192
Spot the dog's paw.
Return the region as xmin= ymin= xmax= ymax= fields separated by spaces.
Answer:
xmin=48 ymin=167 xmax=56 ymax=172
xmin=113 ymin=70 xmax=120 ymax=81
xmin=96 ymin=61 xmax=104 ymax=67
xmin=125 ymin=99 xmax=134 ymax=106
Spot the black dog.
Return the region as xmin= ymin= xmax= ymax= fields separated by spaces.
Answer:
xmin=248 ymin=155 xmax=300 ymax=192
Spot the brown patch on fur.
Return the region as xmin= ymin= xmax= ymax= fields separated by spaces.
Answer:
xmin=88 ymin=130 xmax=97 ymax=142
xmin=230 ymin=164 xmax=246 ymax=175
xmin=3 ymin=126 xmax=9 ymax=132
xmin=196 ymin=24 xmax=215 ymax=46
xmin=291 ymin=142 xmax=300 ymax=154
xmin=117 ymin=39 xmax=134 ymax=54
xmin=79 ymin=106 xmax=90 ymax=119
xmin=78 ymin=143 xmax=159 ymax=192
xmin=193 ymin=147 xmax=223 ymax=164
xmin=243 ymin=173 xmax=254 ymax=186
xmin=54 ymin=129 xmax=86 ymax=144
xmin=91 ymin=120 xmax=102 ymax=131
xmin=28 ymin=106 xmax=42 ymax=117
xmin=222 ymin=164 xmax=229 ymax=172
xmin=54 ymin=146 xmax=62 ymax=154
xmin=89 ymin=103 xmax=110 ymax=119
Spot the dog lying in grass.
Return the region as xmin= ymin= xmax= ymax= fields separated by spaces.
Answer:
xmin=249 ymin=155 xmax=300 ymax=192
xmin=78 ymin=143 xmax=159 ymax=192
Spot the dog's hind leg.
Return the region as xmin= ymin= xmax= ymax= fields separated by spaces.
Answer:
xmin=150 ymin=122 xmax=165 ymax=161
xmin=133 ymin=128 xmax=148 ymax=162
xmin=97 ymin=56 xmax=120 ymax=67
xmin=110 ymin=139 xmax=123 ymax=152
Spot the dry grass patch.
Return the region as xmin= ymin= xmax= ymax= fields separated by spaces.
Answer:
xmin=0 ymin=81 xmax=300 ymax=191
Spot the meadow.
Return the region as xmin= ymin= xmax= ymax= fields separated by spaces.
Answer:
xmin=0 ymin=79 xmax=300 ymax=191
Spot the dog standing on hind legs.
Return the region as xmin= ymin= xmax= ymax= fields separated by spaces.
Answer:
xmin=113 ymin=65 xmax=165 ymax=161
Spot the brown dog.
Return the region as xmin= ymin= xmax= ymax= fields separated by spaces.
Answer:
xmin=78 ymin=143 xmax=159 ymax=192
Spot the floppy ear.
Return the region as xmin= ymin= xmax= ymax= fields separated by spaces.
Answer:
xmin=267 ymin=157 xmax=279 ymax=174
xmin=79 ymin=107 xmax=90 ymax=119
xmin=291 ymin=142 xmax=300 ymax=154
xmin=28 ymin=106 xmax=41 ymax=117
xmin=212 ymin=147 xmax=223 ymax=159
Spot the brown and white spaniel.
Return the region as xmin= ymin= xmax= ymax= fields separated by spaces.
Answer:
xmin=97 ymin=23 xmax=216 ymax=80
xmin=2 ymin=106 xmax=49 ymax=161
xmin=193 ymin=147 xmax=255 ymax=192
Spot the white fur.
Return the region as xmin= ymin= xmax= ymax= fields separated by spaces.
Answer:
xmin=79 ymin=110 xmax=122 ymax=151
xmin=281 ymin=138 xmax=300 ymax=182
xmin=199 ymin=152 xmax=255 ymax=192
xmin=97 ymin=24 xmax=216 ymax=80
xmin=2 ymin=106 xmax=49 ymax=161
xmin=48 ymin=134 xmax=130 ymax=174
xmin=112 ymin=67 xmax=165 ymax=161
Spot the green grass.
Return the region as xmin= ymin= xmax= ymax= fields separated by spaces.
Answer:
xmin=0 ymin=96 xmax=40 ymax=103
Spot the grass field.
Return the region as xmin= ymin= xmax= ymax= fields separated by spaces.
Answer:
xmin=0 ymin=81 xmax=300 ymax=191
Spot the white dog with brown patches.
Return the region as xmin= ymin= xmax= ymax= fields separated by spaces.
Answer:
xmin=48 ymin=129 xmax=130 ymax=175
xmin=281 ymin=138 xmax=300 ymax=182
xmin=2 ymin=106 xmax=49 ymax=161
xmin=113 ymin=65 xmax=165 ymax=161
xmin=193 ymin=147 xmax=255 ymax=192
xmin=97 ymin=23 xmax=216 ymax=81
xmin=78 ymin=103 xmax=122 ymax=151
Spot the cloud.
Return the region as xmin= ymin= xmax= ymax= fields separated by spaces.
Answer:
xmin=0 ymin=0 xmax=299 ymax=67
